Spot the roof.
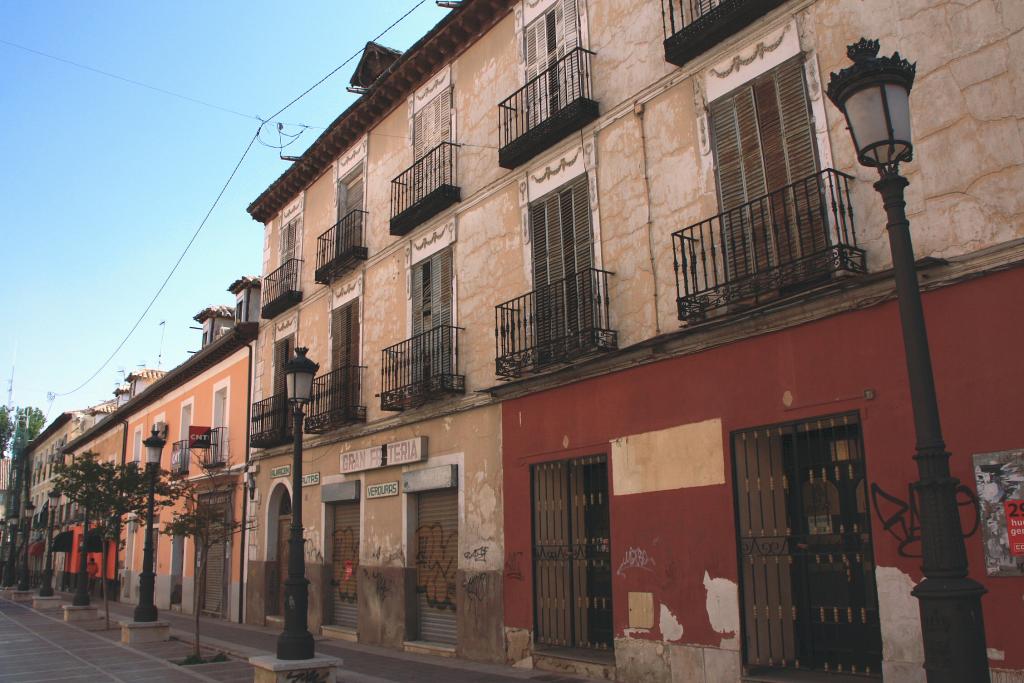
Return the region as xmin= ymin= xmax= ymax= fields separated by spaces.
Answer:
xmin=125 ymin=368 xmax=167 ymax=383
xmin=113 ymin=384 xmax=131 ymax=396
xmin=23 ymin=412 xmax=74 ymax=457
xmin=193 ymin=305 xmax=235 ymax=323
xmin=227 ymin=275 xmax=261 ymax=294
xmin=350 ymin=42 xmax=403 ymax=89
xmin=63 ymin=322 xmax=259 ymax=456
xmin=247 ymin=0 xmax=514 ymax=224
xmin=87 ymin=399 xmax=117 ymax=415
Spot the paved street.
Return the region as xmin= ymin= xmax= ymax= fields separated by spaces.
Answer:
xmin=0 ymin=597 xmax=599 ymax=682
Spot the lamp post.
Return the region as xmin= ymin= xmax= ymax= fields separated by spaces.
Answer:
xmin=17 ymin=500 xmax=35 ymax=591
xmin=134 ymin=424 xmax=164 ymax=623
xmin=277 ymin=347 xmax=318 ymax=660
xmin=827 ymin=39 xmax=990 ymax=683
xmin=39 ymin=490 xmax=60 ymax=597
xmin=2 ymin=517 xmax=17 ymax=588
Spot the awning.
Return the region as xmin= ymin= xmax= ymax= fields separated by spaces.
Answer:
xmin=84 ymin=529 xmax=104 ymax=553
xmin=52 ymin=530 xmax=73 ymax=552
xmin=28 ymin=541 xmax=45 ymax=557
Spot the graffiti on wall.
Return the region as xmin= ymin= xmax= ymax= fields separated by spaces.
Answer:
xmin=504 ymin=551 xmax=524 ymax=580
xmin=973 ymin=449 xmax=1024 ymax=577
xmin=414 ymin=522 xmax=457 ymax=609
xmin=870 ymin=481 xmax=980 ymax=558
xmin=616 ymin=546 xmax=656 ymax=577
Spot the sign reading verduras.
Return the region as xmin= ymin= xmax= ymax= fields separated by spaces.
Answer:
xmin=973 ymin=449 xmax=1024 ymax=577
xmin=366 ymin=481 xmax=399 ymax=499
xmin=341 ymin=437 xmax=427 ymax=474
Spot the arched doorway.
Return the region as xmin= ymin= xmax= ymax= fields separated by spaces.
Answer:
xmin=266 ymin=484 xmax=292 ymax=618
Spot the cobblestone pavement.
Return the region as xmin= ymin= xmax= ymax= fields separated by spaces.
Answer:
xmin=1 ymin=596 xmax=602 ymax=683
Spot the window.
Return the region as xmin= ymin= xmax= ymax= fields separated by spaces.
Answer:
xmin=331 ymin=300 xmax=360 ymax=370
xmin=412 ymin=248 xmax=453 ymax=336
xmin=280 ymin=217 xmax=300 ymax=265
xmin=180 ymin=403 xmax=193 ymax=442
xmin=525 ymin=0 xmax=580 ymax=81
xmin=274 ymin=335 xmax=294 ymax=398
xmin=132 ymin=428 xmax=143 ymax=464
xmin=413 ymin=89 xmax=452 ymax=162
xmin=337 ymin=170 xmax=364 ymax=221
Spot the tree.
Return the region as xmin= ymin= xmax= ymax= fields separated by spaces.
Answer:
xmin=0 ymin=407 xmax=14 ymax=460
xmin=53 ymin=451 xmax=178 ymax=628
xmin=162 ymin=450 xmax=243 ymax=660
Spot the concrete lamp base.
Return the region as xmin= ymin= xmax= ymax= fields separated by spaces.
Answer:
xmin=120 ymin=620 xmax=171 ymax=644
xmin=32 ymin=596 xmax=63 ymax=610
xmin=63 ymin=605 xmax=100 ymax=622
xmin=10 ymin=590 xmax=34 ymax=604
xmin=248 ymin=655 xmax=342 ymax=683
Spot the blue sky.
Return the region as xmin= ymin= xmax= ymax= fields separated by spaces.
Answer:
xmin=0 ymin=1 xmax=448 ymax=422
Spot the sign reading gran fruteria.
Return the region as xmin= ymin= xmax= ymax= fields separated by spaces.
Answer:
xmin=341 ymin=437 xmax=427 ymax=474
xmin=973 ymin=449 xmax=1024 ymax=577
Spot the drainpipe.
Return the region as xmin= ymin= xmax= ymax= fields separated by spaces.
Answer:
xmin=635 ymin=100 xmax=662 ymax=335
xmin=237 ymin=340 xmax=254 ymax=623
xmin=115 ymin=420 xmax=128 ymax=600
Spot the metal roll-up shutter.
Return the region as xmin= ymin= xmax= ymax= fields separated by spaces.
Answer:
xmin=203 ymin=541 xmax=225 ymax=616
xmin=415 ymin=488 xmax=458 ymax=644
xmin=330 ymin=503 xmax=360 ymax=629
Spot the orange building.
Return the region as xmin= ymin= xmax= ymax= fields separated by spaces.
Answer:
xmin=62 ymin=279 xmax=259 ymax=621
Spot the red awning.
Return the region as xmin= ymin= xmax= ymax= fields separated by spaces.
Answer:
xmin=28 ymin=541 xmax=45 ymax=557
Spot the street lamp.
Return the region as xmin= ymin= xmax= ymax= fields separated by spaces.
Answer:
xmin=827 ymin=38 xmax=990 ymax=683
xmin=2 ymin=517 xmax=17 ymax=588
xmin=277 ymin=347 xmax=318 ymax=660
xmin=134 ymin=424 xmax=165 ymax=623
xmin=72 ymin=503 xmax=92 ymax=607
xmin=39 ymin=490 xmax=61 ymax=597
xmin=17 ymin=500 xmax=35 ymax=591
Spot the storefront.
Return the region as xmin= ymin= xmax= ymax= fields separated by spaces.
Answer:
xmin=500 ymin=268 xmax=1024 ymax=680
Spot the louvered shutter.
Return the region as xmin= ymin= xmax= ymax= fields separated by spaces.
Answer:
xmin=559 ymin=0 xmax=579 ymax=55
xmin=413 ymin=89 xmax=452 ymax=162
xmin=331 ymin=301 xmax=359 ymax=369
xmin=412 ymin=259 xmax=428 ymax=337
xmin=345 ymin=176 xmax=364 ymax=214
xmin=429 ymin=248 xmax=453 ymax=330
xmin=274 ymin=336 xmax=292 ymax=397
xmin=281 ymin=219 xmax=297 ymax=264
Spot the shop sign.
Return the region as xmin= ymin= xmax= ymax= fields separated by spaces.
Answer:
xmin=271 ymin=465 xmax=290 ymax=478
xmin=366 ymin=481 xmax=399 ymax=499
xmin=973 ymin=449 xmax=1024 ymax=576
xmin=341 ymin=437 xmax=427 ymax=474
xmin=301 ymin=472 xmax=320 ymax=488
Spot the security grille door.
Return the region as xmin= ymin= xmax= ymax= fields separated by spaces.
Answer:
xmin=414 ymin=488 xmax=458 ymax=644
xmin=330 ymin=503 xmax=360 ymax=629
xmin=710 ymin=58 xmax=822 ymax=282
xmin=203 ymin=540 xmax=226 ymax=616
xmin=530 ymin=175 xmax=594 ymax=364
xmin=532 ymin=455 xmax=612 ymax=651
xmin=733 ymin=414 xmax=882 ymax=676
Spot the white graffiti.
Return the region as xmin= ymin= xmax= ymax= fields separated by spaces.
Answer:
xmin=617 ymin=546 xmax=656 ymax=577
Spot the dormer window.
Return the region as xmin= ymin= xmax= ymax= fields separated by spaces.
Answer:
xmin=228 ymin=276 xmax=262 ymax=324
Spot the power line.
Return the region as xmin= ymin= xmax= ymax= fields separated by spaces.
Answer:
xmin=48 ymin=0 xmax=431 ymax=399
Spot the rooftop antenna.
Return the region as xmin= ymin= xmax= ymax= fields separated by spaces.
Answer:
xmin=157 ymin=320 xmax=166 ymax=369
xmin=6 ymin=341 xmax=16 ymax=411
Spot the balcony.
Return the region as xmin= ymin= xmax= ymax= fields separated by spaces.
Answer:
xmin=672 ymin=168 xmax=866 ymax=321
xmin=390 ymin=142 xmax=460 ymax=237
xmin=498 ymin=48 xmax=598 ymax=170
xmin=381 ymin=325 xmax=464 ymax=411
xmin=305 ymin=366 xmax=367 ymax=433
xmin=250 ymin=394 xmax=293 ymax=449
xmin=261 ymin=259 xmax=303 ymax=319
xmin=495 ymin=268 xmax=617 ymax=379
xmin=201 ymin=427 xmax=229 ymax=468
xmin=315 ymin=210 xmax=369 ymax=284
xmin=662 ymin=0 xmax=789 ymax=67
xmin=170 ymin=442 xmax=190 ymax=477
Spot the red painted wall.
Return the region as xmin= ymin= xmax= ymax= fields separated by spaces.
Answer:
xmin=501 ymin=267 xmax=1024 ymax=669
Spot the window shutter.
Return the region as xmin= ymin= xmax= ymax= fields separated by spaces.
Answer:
xmin=560 ymin=0 xmax=579 ymax=55
xmin=570 ymin=175 xmax=592 ymax=274
xmin=412 ymin=260 xmax=427 ymax=336
xmin=274 ymin=336 xmax=292 ymax=397
xmin=345 ymin=176 xmax=364 ymax=214
xmin=413 ymin=90 xmax=452 ymax=162
xmin=430 ymin=248 xmax=453 ymax=330
xmin=530 ymin=200 xmax=550 ymax=288
xmin=525 ymin=16 xmax=547 ymax=81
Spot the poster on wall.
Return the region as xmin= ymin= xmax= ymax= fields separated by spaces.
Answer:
xmin=973 ymin=449 xmax=1024 ymax=577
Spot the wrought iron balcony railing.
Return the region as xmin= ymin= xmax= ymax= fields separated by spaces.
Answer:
xmin=672 ymin=168 xmax=865 ymax=321
xmin=170 ymin=442 xmax=190 ymax=477
xmin=390 ymin=142 xmax=460 ymax=236
xmin=250 ymin=394 xmax=293 ymax=449
xmin=306 ymin=366 xmax=367 ymax=433
xmin=498 ymin=48 xmax=598 ymax=169
xmin=495 ymin=268 xmax=617 ymax=379
xmin=261 ymin=258 xmax=303 ymax=319
xmin=381 ymin=325 xmax=464 ymax=411
xmin=662 ymin=0 xmax=788 ymax=66
xmin=315 ymin=210 xmax=369 ymax=285
xmin=204 ymin=427 xmax=228 ymax=467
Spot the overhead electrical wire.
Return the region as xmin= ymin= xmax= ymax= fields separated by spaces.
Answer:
xmin=47 ymin=0 xmax=432 ymax=399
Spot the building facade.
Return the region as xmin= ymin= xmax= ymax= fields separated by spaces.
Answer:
xmin=62 ymin=294 xmax=257 ymax=621
xmin=244 ymin=0 xmax=1023 ymax=680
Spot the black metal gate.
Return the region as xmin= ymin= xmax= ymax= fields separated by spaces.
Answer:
xmin=531 ymin=455 xmax=612 ymax=651
xmin=732 ymin=413 xmax=882 ymax=676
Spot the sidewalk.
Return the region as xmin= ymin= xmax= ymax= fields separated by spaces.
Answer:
xmin=4 ymin=594 xmax=600 ymax=683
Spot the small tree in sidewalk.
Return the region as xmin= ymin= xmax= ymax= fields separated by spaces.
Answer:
xmin=162 ymin=448 xmax=243 ymax=660
xmin=53 ymin=451 xmax=178 ymax=628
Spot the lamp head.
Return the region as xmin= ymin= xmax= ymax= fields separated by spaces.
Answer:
xmin=142 ymin=424 xmax=166 ymax=465
xmin=285 ymin=347 xmax=319 ymax=404
xmin=826 ymin=38 xmax=916 ymax=174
